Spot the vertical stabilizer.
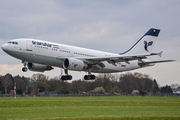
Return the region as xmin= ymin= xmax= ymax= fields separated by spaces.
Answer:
xmin=120 ymin=28 xmax=160 ymax=55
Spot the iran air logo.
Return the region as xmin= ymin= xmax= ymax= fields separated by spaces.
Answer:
xmin=144 ymin=41 xmax=153 ymax=52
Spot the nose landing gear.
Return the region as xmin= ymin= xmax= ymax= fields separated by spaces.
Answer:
xmin=22 ymin=61 xmax=28 ymax=72
xmin=22 ymin=67 xmax=28 ymax=72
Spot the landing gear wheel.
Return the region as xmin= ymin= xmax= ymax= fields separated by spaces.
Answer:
xmin=22 ymin=61 xmax=28 ymax=72
xmin=90 ymin=75 xmax=95 ymax=79
xmin=68 ymin=75 xmax=72 ymax=80
xmin=61 ymin=69 xmax=73 ymax=81
xmin=22 ymin=67 xmax=28 ymax=72
xmin=84 ymin=75 xmax=89 ymax=80
xmin=61 ymin=75 xmax=72 ymax=80
xmin=84 ymin=75 xmax=96 ymax=80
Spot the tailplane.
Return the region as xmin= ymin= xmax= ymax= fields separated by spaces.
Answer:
xmin=120 ymin=28 xmax=160 ymax=55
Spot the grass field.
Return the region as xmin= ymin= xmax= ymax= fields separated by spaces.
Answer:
xmin=0 ymin=96 xmax=180 ymax=120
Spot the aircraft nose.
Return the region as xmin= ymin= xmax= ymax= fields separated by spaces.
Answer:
xmin=1 ymin=44 xmax=8 ymax=51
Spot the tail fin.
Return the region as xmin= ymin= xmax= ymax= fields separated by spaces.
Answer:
xmin=120 ymin=28 xmax=160 ymax=55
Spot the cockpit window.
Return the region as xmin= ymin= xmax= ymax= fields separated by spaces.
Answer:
xmin=8 ymin=41 xmax=18 ymax=45
xmin=13 ymin=41 xmax=18 ymax=44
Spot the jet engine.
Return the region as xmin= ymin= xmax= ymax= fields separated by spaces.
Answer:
xmin=27 ymin=62 xmax=53 ymax=72
xmin=63 ymin=58 xmax=88 ymax=71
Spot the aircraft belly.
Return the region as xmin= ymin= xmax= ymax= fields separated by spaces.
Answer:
xmin=32 ymin=54 xmax=63 ymax=67
xmin=7 ymin=50 xmax=62 ymax=67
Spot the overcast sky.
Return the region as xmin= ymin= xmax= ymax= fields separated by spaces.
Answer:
xmin=0 ymin=0 xmax=180 ymax=86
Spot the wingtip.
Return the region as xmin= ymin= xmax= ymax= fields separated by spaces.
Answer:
xmin=159 ymin=51 xmax=163 ymax=57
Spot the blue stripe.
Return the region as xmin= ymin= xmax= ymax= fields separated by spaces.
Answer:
xmin=119 ymin=28 xmax=160 ymax=55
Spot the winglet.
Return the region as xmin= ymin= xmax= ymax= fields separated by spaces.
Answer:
xmin=150 ymin=51 xmax=163 ymax=57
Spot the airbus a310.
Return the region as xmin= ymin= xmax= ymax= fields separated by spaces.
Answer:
xmin=1 ymin=28 xmax=173 ymax=80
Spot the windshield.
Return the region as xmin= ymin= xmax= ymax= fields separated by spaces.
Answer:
xmin=8 ymin=41 xmax=18 ymax=45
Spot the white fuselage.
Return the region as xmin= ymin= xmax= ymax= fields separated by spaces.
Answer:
xmin=3 ymin=28 xmax=169 ymax=80
xmin=2 ymin=39 xmax=146 ymax=73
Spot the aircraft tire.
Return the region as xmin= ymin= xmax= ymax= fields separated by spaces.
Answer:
xmin=84 ymin=75 xmax=95 ymax=80
xmin=22 ymin=67 xmax=28 ymax=72
xmin=61 ymin=75 xmax=72 ymax=80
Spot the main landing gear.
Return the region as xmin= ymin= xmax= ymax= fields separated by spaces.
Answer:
xmin=61 ymin=69 xmax=72 ymax=80
xmin=61 ymin=69 xmax=96 ymax=81
xmin=84 ymin=70 xmax=96 ymax=80
xmin=22 ymin=61 xmax=28 ymax=72
xmin=84 ymin=75 xmax=95 ymax=80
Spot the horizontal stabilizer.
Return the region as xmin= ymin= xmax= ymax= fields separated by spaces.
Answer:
xmin=141 ymin=60 xmax=175 ymax=65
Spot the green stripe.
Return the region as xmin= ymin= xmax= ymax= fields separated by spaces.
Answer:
xmin=53 ymin=45 xmax=58 ymax=47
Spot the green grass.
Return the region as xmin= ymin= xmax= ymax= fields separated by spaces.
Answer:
xmin=0 ymin=96 xmax=180 ymax=120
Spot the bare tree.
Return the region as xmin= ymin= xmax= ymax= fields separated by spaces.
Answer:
xmin=1 ymin=74 xmax=14 ymax=94
xmin=31 ymin=74 xmax=49 ymax=82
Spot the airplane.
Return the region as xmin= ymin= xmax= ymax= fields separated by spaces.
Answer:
xmin=1 ymin=28 xmax=173 ymax=80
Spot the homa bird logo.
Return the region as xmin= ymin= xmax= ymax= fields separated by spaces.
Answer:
xmin=72 ymin=63 xmax=78 ymax=68
xmin=74 ymin=64 xmax=78 ymax=68
xmin=144 ymin=41 xmax=153 ymax=52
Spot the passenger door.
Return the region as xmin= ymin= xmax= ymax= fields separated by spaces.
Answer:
xmin=26 ymin=40 xmax=32 ymax=51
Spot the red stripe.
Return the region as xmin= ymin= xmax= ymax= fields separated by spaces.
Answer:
xmin=53 ymin=47 xmax=59 ymax=49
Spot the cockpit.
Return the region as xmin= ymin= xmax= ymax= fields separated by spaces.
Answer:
xmin=8 ymin=41 xmax=18 ymax=45
xmin=1 ymin=40 xmax=20 ymax=52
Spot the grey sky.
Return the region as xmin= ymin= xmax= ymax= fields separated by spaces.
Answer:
xmin=0 ymin=0 xmax=180 ymax=86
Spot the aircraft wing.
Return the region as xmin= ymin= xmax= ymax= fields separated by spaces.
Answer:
xmin=56 ymin=52 xmax=165 ymax=67
xmin=78 ymin=54 xmax=148 ymax=65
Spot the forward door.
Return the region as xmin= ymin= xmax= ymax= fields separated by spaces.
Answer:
xmin=26 ymin=40 xmax=32 ymax=51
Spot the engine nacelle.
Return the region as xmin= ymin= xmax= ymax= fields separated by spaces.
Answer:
xmin=27 ymin=63 xmax=53 ymax=72
xmin=63 ymin=58 xmax=88 ymax=71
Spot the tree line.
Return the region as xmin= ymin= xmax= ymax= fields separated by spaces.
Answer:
xmin=0 ymin=72 xmax=174 ymax=96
